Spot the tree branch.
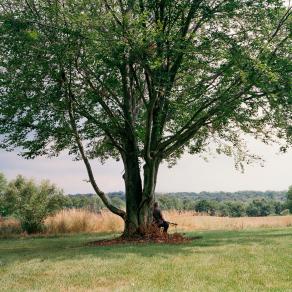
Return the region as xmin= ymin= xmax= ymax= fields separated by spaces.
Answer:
xmin=66 ymin=90 xmax=126 ymax=219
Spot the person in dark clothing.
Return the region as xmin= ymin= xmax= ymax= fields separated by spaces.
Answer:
xmin=153 ymin=202 xmax=169 ymax=232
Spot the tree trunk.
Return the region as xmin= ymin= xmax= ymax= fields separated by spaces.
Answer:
xmin=122 ymin=154 xmax=160 ymax=237
xmin=138 ymin=159 xmax=160 ymax=232
xmin=122 ymin=141 xmax=143 ymax=237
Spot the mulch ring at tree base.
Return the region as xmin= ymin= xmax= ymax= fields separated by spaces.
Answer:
xmin=88 ymin=233 xmax=202 ymax=246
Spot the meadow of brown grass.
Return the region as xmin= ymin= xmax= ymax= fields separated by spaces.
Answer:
xmin=44 ymin=209 xmax=124 ymax=234
xmin=43 ymin=209 xmax=292 ymax=234
xmin=166 ymin=211 xmax=292 ymax=232
xmin=0 ymin=217 xmax=22 ymax=236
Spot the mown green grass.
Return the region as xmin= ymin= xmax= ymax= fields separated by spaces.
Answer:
xmin=0 ymin=228 xmax=291 ymax=291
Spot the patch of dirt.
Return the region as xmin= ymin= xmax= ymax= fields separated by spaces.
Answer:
xmin=88 ymin=231 xmax=202 ymax=247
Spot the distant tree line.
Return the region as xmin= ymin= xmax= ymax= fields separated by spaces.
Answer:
xmin=156 ymin=191 xmax=291 ymax=217
xmin=158 ymin=197 xmax=289 ymax=217
xmin=0 ymin=173 xmax=291 ymax=233
xmin=156 ymin=190 xmax=288 ymax=202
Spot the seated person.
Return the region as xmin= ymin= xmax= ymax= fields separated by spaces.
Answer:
xmin=153 ymin=202 xmax=169 ymax=233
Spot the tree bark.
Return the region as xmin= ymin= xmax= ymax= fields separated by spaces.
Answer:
xmin=122 ymin=154 xmax=160 ymax=237
xmin=122 ymin=140 xmax=143 ymax=237
xmin=138 ymin=159 xmax=160 ymax=232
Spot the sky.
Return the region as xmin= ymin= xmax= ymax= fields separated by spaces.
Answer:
xmin=0 ymin=138 xmax=291 ymax=194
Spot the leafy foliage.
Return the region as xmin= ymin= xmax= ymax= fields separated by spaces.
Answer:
xmin=0 ymin=172 xmax=7 ymax=194
xmin=0 ymin=174 xmax=65 ymax=233
xmin=246 ymin=199 xmax=275 ymax=216
xmin=67 ymin=194 xmax=105 ymax=212
xmin=0 ymin=1 xmax=290 ymax=161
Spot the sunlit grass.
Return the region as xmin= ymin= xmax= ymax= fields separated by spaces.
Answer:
xmin=0 ymin=228 xmax=291 ymax=291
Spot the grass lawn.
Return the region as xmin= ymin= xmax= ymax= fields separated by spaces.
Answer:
xmin=0 ymin=228 xmax=291 ymax=291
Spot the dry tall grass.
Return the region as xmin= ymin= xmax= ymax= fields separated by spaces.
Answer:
xmin=166 ymin=211 xmax=292 ymax=232
xmin=44 ymin=209 xmax=124 ymax=234
xmin=44 ymin=209 xmax=292 ymax=234
xmin=0 ymin=217 xmax=22 ymax=236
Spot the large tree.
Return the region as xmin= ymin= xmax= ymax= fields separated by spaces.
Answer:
xmin=0 ymin=0 xmax=291 ymax=236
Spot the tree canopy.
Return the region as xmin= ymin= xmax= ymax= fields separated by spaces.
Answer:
xmin=0 ymin=0 xmax=291 ymax=235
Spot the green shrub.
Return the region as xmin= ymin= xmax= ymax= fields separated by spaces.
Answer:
xmin=195 ymin=200 xmax=218 ymax=216
xmin=219 ymin=202 xmax=246 ymax=217
xmin=286 ymin=186 xmax=292 ymax=213
xmin=280 ymin=209 xmax=290 ymax=216
xmin=1 ymin=175 xmax=66 ymax=233
xmin=0 ymin=173 xmax=8 ymax=216
xmin=246 ymin=199 xmax=275 ymax=217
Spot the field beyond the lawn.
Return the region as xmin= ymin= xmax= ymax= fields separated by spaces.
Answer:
xmin=0 ymin=228 xmax=291 ymax=291
xmin=44 ymin=209 xmax=292 ymax=234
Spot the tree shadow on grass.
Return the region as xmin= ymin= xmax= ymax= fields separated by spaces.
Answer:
xmin=0 ymin=228 xmax=291 ymax=265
